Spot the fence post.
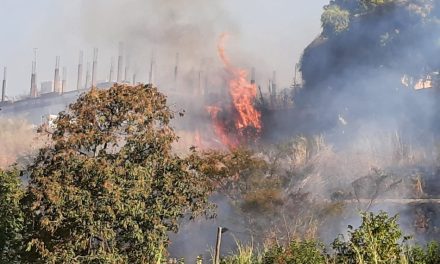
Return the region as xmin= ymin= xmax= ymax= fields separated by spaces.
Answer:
xmin=214 ymin=227 xmax=223 ymax=264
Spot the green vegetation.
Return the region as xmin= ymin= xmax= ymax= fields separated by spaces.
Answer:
xmin=0 ymin=84 xmax=234 ymax=263
xmin=332 ymin=212 xmax=407 ymax=263
xmin=219 ymin=212 xmax=440 ymax=264
xmin=260 ymin=240 xmax=327 ymax=264
xmin=21 ymin=84 xmax=228 ymax=263
xmin=0 ymin=168 xmax=23 ymax=263
xmin=0 ymin=85 xmax=438 ymax=263
xmin=321 ymin=0 xmax=399 ymax=36
xmin=321 ymin=5 xmax=350 ymax=35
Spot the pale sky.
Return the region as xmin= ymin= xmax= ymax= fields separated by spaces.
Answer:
xmin=0 ymin=0 xmax=328 ymax=98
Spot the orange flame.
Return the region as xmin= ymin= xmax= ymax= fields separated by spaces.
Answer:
xmin=208 ymin=34 xmax=262 ymax=148
xmin=206 ymin=34 xmax=262 ymax=148
xmin=217 ymin=33 xmax=262 ymax=135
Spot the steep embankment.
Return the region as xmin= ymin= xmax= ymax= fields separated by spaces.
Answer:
xmin=297 ymin=0 xmax=440 ymax=134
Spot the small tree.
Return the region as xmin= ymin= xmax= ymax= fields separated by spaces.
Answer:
xmin=0 ymin=168 xmax=24 ymax=263
xmin=332 ymin=211 xmax=407 ymax=263
xmin=321 ymin=5 xmax=350 ymax=36
xmin=23 ymin=84 xmax=217 ymax=263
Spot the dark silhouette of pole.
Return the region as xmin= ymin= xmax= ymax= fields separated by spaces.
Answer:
xmin=214 ymin=227 xmax=223 ymax=264
xmin=1 ymin=67 xmax=6 ymax=102
xmin=91 ymin=48 xmax=98 ymax=87
xmin=77 ymin=51 xmax=83 ymax=90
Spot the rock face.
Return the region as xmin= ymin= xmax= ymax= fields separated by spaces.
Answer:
xmin=297 ymin=0 xmax=440 ymax=133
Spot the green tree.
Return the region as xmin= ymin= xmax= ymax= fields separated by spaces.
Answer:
xmin=405 ymin=242 xmax=440 ymax=264
xmin=332 ymin=211 xmax=407 ymax=264
xmin=0 ymin=168 xmax=24 ymax=263
xmin=321 ymin=4 xmax=350 ymax=36
xmin=22 ymin=84 xmax=217 ymax=263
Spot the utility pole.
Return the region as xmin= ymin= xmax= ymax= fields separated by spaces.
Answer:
xmin=214 ymin=227 xmax=228 ymax=264
xmin=117 ymin=42 xmax=123 ymax=83
xmin=30 ymin=48 xmax=38 ymax=97
xmin=53 ymin=56 xmax=61 ymax=93
xmin=77 ymin=51 xmax=83 ymax=90
xmin=1 ymin=67 xmax=6 ymax=102
xmin=91 ymin=48 xmax=98 ymax=87
xmin=61 ymin=66 xmax=67 ymax=93
xmin=109 ymin=57 xmax=115 ymax=82
xmin=214 ymin=227 xmax=223 ymax=264
xmin=148 ymin=51 xmax=155 ymax=85
xmin=85 ymin=62 xmax=91 ymax=89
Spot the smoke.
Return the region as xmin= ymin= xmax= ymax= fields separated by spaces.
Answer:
xmin=7 ymin=0 xmax=440 ymax=261
xmin=70 ymin=0 xmax=440 ymax=253
xmin=0 ymin=0 xmax=327 ymax=98
xmin=281 ymin=0 xmax=440 ymax=244
xmin=0 ymin=117 xmax=41 ymax=169
xmin=78 ymin=0 xmax=232 ymax=88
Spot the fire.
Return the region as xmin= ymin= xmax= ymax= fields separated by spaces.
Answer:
xmin=218 ymin=33 xmax=262 ymax=134
xmin=207 ymin=33 xmax=262 ymax=148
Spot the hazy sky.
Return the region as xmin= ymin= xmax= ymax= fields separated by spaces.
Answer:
xmin=0 ymin=0 xmax=328 ymax=98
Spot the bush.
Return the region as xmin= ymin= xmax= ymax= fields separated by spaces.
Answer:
xmin=216 ymin=211 xmax=440 ymax=264
xmin=332 ymin=211 xmax=406 ymax=263
xmin=405 ymin=242 xmax=440 ymax=264
xmin=262 ymin=240 xmax=327 ymax=264
xmin=321 ymin=5 xmax=350 ymax=35
xmin=0 ymin=168 xmax=24 ymax=263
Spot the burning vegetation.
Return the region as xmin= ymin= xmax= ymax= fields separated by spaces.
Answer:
xmin=2 ymin=0 xmax=440 ymax=263
xmin=207 ymin=34 xmax=262 ymax=149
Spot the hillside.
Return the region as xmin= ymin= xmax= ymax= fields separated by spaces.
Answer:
xmin=298 ymin=0 xmax=440 ymax=133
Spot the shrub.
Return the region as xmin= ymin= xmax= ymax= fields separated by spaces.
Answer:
xmin=321 ymin=5 xmax=350 ymax=35
xmin=0 ymin=168 xmax=24 ymax=263
xmin=262 ymin=240 xmax=327 ymax=264
xmin=332 ymin=211 xmax=407 ymax=263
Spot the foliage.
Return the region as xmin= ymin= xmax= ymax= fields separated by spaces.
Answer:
xmin=197 ymin=147 xmax=268 ymax=196
xmin=199 ymin=138 xmax=326 ymax=241
xmin=261 ymin=240 xmax=327 ymax=264
xmin=332 ymin=211 xmax=408 ymax=263
xmin=0 ymin=168 xmax=24 ymax=263
xmin=203 ymin=136 xmax=334 ymax=242
xmin=22 ymin=84 xmax=218 ymax=263
xmin=215 ymin=212 xmax=439 ymax=264
xmin=321 ymin=4 xmax=350 ymax=35
xmin=220 ymin=241 xmax=259 ymax=264
xmin=360 ymin=0 xmax=395 ymax=8
xmin=405 ymin=242 xmax=440 ymax=264
xmin=328 ymin=0 xmax=395 ymax=15
xmin=198 ymin=147 xmax=287 ymax=214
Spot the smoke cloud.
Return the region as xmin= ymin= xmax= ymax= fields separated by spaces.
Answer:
xmin=0 ymin=0 xmax=327 ymax=98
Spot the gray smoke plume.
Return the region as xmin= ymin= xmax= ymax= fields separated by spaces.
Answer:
xmin=0 ymin=0 xmax=327 ymax=98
